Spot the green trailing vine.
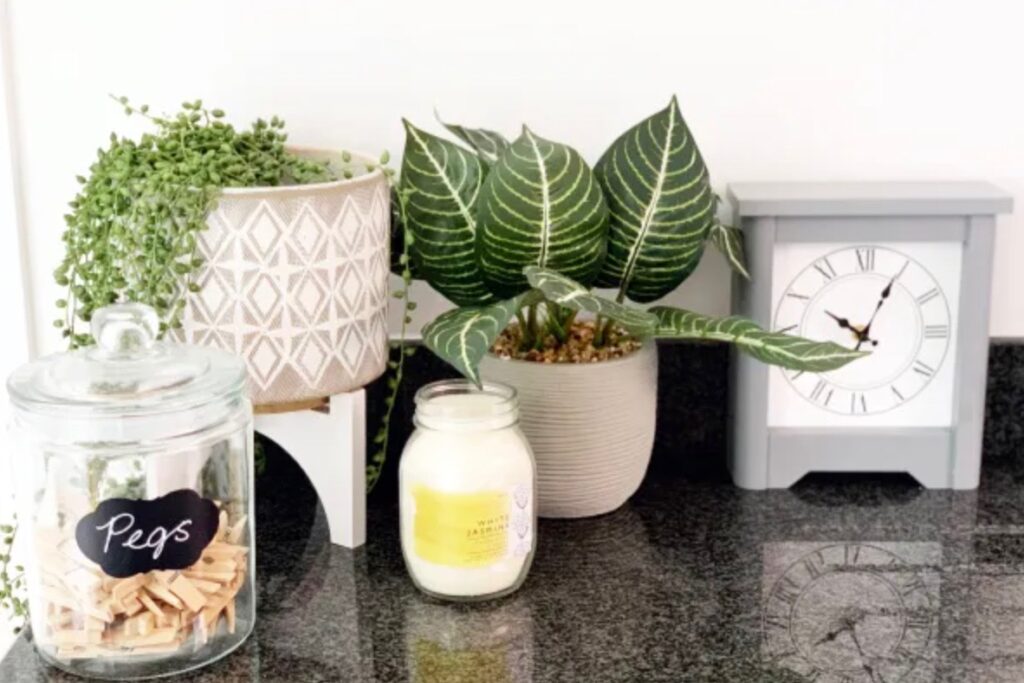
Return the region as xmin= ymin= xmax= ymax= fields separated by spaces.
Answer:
xmin=0 ymin=518 xmax=26 ymax=635
xmin=367 ymin=185 xmax=416 ymax=493
xmin=56 ymin=96 xmax=336 ymax=347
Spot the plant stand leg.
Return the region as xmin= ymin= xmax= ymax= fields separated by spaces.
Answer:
xmin=254 ymin=390 xmax=367 ymax=549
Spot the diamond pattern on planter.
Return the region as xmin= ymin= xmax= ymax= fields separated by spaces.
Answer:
xmin=293 ymin=331 xmax=331 ymax=387
xmin=292 ymin=206 xmax=327 ymax=264
xmin=337 ymin=262 xmax=365 ymax=317
xmin=246 ymin=273 xmax=283 ymax=322
xmin=244 ymin=204 xmax=285 ymax=261
xmin=193 ymin=267 xmax=231 ymax=325
xmin=291 ymin=271 xmax=328 ymax=325
xmin=248 ymin=336 xmax=284 ymax=388
xmin=338 ymin=323 xmax=366 ymax=371
xmin=181 ymin=164 xmax=390 ymax=405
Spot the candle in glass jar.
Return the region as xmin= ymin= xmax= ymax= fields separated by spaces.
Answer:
xmin=400 ymin=380 xmax=536 ymax=600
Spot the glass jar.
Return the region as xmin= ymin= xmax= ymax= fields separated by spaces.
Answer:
xmin=6 ymin=303 xmax=255 ymax=680
xmin=399 ymin=380 xmax=536 ymax=601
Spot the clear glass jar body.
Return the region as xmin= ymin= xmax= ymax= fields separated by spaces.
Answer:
xmin=10 ymin=400 xmax=255 ymax=680
xmin=399 ymin=380 xmax=536 ymax=601
xmin=6 ymin=304 xmax=256 ymax=680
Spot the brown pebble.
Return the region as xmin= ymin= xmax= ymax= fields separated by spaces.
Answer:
xmin=490 ymin=320 xmax=642 ymax=364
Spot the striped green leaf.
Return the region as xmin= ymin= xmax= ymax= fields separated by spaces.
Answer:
xmin=399 ymin=119 xmax=493 ymax=306
xmin=436 ymin=111 xmax=509 ymax=165
xmin=595 ymin=96 xmax=716 ymax=303
xmin=650 ymin=306 xmax=867 ymax=372
xmin=708 ymin=220 xmax=750 ymax=280
xmin=477 ymin=127 xmax=609 ymax=299
xmin=524 ymin=266 xmax=657 ymax=337
xmin=422 ymin=292 xmax=538 ymax=386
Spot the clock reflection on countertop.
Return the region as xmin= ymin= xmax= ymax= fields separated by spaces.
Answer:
xmin=727 ymin=182 xmax=1013 ymax=489
xmin=762 ymin=541 xmax=940 ymax=683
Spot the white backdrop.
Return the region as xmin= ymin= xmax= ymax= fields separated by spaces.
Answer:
xmin=5 ymin=0 xmax=1024 ymax=358
xmin=3 ymin=0 xmax=1024 ymax=653
xmin=0 ymin=0 xmax=31 ymax=656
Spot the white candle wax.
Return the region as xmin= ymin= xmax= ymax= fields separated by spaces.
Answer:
xmin=400 ymin=385 xmax=535 ymax=600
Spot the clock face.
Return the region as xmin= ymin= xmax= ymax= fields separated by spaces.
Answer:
xmin=763 ymin=543 xmax=936 ymax=682
xmin=768 ymin=242 xmax=962 ymax=428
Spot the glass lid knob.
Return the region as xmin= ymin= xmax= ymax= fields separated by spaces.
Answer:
xmin=91 ymin=303 xmax=160 ymax=354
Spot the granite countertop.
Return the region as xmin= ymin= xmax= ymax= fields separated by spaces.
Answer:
xmin=4 ymin=343 xmax=1024 ymax=682
xmin=3 ymin=439 xmax=1024 ymax=682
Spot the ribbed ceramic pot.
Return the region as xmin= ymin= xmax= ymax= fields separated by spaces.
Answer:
xmin=181 ymin=149 xmax=390 ymax=406
xmin=479 ymin=343 xmax=658 ymax=518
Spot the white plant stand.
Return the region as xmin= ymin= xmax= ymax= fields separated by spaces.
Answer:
xmin=254 ymin=391 xmax=367 ymax=549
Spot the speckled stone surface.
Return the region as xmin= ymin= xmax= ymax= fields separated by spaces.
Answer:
xmin=3 ymin=342 xmax=1024 ymax=682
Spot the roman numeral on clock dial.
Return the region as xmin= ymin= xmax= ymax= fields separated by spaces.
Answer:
xmin=812 ymin=257 xmax=837 ymax=281
xmin=913 ymin=360 xmax=935 ymax=377
xmin=855 ymin=247 xmax=876 ymax=272
xmin=809 ymin=379 xmax=833 ymax=406
xmin=924 ymin=324 xmax=949 ymax=339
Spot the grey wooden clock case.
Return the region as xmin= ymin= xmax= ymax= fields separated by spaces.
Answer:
xmin=726 ymin=182 xmax=1013 ymax=490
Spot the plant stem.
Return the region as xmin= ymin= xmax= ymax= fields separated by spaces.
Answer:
xmin=367 ymin=186 xmax=414 ymax=494
xmin=0 ymin=518 xmax=27 ymax=633
xmin=515 ymin=308 xmax=529 ymax=345
xmin=561 ymin=308 xmax=578 ymax=337
xmin=545 ymin=302 xmax=565 ymax=343
xmin=526 ymin=302 xmax=540 ymax=350
xmin=598 ymin=317 xmax=616 ymax=347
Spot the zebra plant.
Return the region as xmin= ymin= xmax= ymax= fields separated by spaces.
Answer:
xmin=398 ymin=97 xmax=866 ymax=386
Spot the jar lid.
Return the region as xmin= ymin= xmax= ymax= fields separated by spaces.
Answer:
xmin=7 ymin=303 xmax=247 ymax=420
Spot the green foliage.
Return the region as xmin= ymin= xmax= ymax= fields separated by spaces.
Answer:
xmin=422 ymin=291 xmax=540 ymax=387
xmin=476 ymin=128 xmax=609 ymax=298
xmin=435 ymin=110 xmax=509 ymax=165
xmin=56 ymin=97 xmax=336 ymax=347
xmin=594 ymin=96 xmax=715 ymax=303
xmin=399 ymin=120 xmax=492 ymax=306
xmin=524 ymin=267 xmax=656 ymax=337
xmin=399 ymin=96 xmax=866 ymax=385
xmin=708 ymin=219 xmax=751 ymax=280
xmin=368 ymin=186 xmax=418 ymax=493
xmin=0 ymin=517 xmax=27 ymax=635
xmin=650 ymin=306 xmax=868 ymax=371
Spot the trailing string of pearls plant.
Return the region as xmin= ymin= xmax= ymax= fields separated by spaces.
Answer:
xmin=367 ymin=187 xmax=418 ymax=494
xmin=55 ymin=96 xmax=338 ymax=347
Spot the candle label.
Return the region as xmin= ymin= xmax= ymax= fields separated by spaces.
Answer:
xmin=412 ymin=484 xmax=532 ymax=567
xmin=74 ymin=489 xmax=220 ymax=578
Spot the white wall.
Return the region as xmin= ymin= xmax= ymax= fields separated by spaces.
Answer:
xmin=4 ymin=0 xmax=1024 ymax=357
xmin=0 ymin=0 xmax=32 ymax=656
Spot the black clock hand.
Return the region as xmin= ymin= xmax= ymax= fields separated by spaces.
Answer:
xmin=857 ymin=278 xmax=896 ymax=349
xmin=827 ymin=310 xmax=878 ymax=350
xmin=813 ymin=607 xmax=866 ymax=646
xmin=825 ymin=310 xmax=855 ymax=331
xmin=814 ymin=621 xmax=849 ymax=645
xmin=848 ymin=624 xmax=885 ymax=683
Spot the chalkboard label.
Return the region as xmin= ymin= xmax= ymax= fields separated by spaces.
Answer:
xmin=75 ymin=489 xmax=220 ymax=579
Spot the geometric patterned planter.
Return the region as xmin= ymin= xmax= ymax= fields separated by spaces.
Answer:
xmin=181 ymin=149 xmax=390 ymax=406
